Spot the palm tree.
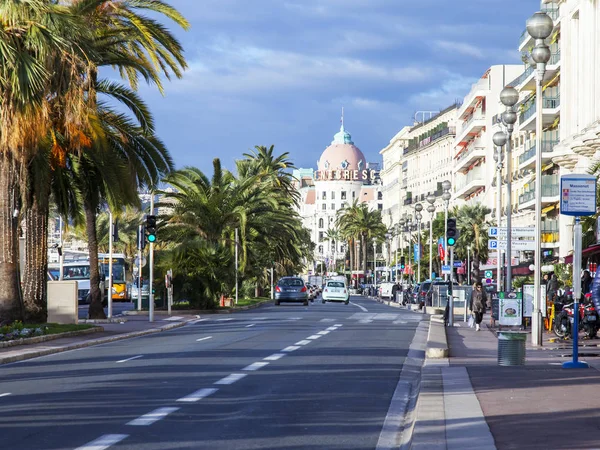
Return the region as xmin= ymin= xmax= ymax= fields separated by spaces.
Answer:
xmin=455 ymin=204 xmax=492 ymax=281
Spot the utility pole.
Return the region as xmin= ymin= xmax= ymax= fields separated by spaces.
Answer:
xmin=108 ymin=211 xmax=113 ymax=319
xmin=149 ymin=194 xmax=155 ymax=323
xmin=235 ymin=228 xmax=239 ymax=305
xmin=137 ymin=225 xmax=143 ymax=311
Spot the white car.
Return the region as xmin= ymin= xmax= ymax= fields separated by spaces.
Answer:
xmin=322 ymin=280 xmax=349 ymax=305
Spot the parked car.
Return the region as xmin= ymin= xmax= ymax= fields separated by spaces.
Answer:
xmin=379 ymin=282 xmax=395 ymax=300
xmin=275 ymin=277 xmax=309 ymax=306
xmin=322 ymin=280 xmax=349 ymax=304
xmin=129 ymin=279 xmax=150 ymax=301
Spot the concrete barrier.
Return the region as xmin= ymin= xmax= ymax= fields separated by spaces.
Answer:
xmin=426 ymin=315 xmax=449 ymax=359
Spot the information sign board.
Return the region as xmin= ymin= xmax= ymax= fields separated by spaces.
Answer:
xmin=498 ymin=292 xmax=523 ymax=326
xmin=522 ymin=284 xmax=547 ymax=318
xmin=560 ymin=174 xmax=597 ymax=216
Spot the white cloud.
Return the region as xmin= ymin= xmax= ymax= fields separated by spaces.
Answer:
xmin=433 ymin=40 xmax=485 ymax=59
xmin=408 ymin=73 xmax=478 ymax=109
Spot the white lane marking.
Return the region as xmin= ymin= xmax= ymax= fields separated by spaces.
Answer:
xmin=190 ymin=318 xmax=209 ymax=324
xmin=307 ymin=335 xmax=322 ymax=340
xmin=350 ymin=302 xmax=368 ymax=312
xmin=177 ymin=388 xmax=218 ymax=403
xmin=196 ymin=336 xmax=213 ymax=342
xmin=264 ymin=353 xmax=285 ymax=361
xmin=320 ymin=318 xmax=335 ymax=322
xmin=317 ymin=330 xmax=330 ymax=335
xmin=393 ymin=320 xmax=408 ymax=324
xmin=163 ymin=316 xmax=183 ymax=321
xmin=127 ymin=407 xmax=179 ymax=426
xmin=243 ymin=362 xmax=270 ymax=371
xmin=215 ymin=373 xmax=247 ymax=385
xmin=334 ymin=324 xmax=343 ymax=327
xmin=246 ymin=323 xmax=256 ymax=328
xmin=295 ymin=340 xmax=311 ymax=345
xmin=75 ymin=434 xmax=129 ymax=450
xmin=282 ymin=345 xmax=301 ymax=352
xmin=359 ymin=320 xmax=373 ymax=324
xmin=251 ymin=317 xmax=267 ymax=320
xmin=326 ymin=326 xmax=338 ymax=331
xmin=116 ymin=355 xmax=143 ymax=364
xmin=0 ymin=393 xmax=11 ymax=398
xmin=217 ymin=318 xmax=234 ymax=321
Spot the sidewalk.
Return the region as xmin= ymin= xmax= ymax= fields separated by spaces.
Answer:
xmin=0 ymin=314 xmax=192 ymax=365
xmin=412 ymin=317 xmax=600 ymax=450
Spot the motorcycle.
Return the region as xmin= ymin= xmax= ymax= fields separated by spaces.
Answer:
xmin=554 ymin=292 xmax=599 ymax=339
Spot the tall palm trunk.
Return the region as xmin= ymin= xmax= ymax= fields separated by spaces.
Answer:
xmin=362 ymin=237 xmax=368 ymax=277
xmin=84 ymin=199 xmax=106 ymax=319
xmin=0 ymin=154 xmax=23 ymax=324
xmin=348 ymin=238 xmax=354 ymax=284
xmin=22 ymin=198 xmax=48 ymax=323
xmin=473 ymin=252 xmax=481 ymax=280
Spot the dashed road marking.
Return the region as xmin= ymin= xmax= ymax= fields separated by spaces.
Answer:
xmin=320 ymin=318 xmax=335 ymax=322
xmin=245 ymin=324 xmax=256 ymax=328
xmin=217 ymin=318 xmax=234 ymax=322
xmin=189 ymin=318 xmax=209 ymax=324
xmin=0 ymin=393 xmax=11 ymax=398
xmin=75 ymin=434 xmax=129 ymax=450
xmin=177 ymin=388 xmax=218 ymax=403
xmin=243 ymin=362 xmax=270 ymax=371
xmin=326 ymin=326 xmax=338 ymax=331
xmin=334 ymin=324 xmax=343 ymax=327
xmin=215 ymin=373 xmax=247 ymax=385
xmin=295 ymin=340 xmax=311 ymax=345
xmin=127 ymin=407 xmax=179 ymax=426
xmin=317 ymin=330 xmax=330 ymax=335
xmin=116 ymin=355 xmax=143 ymax=364
xmin=196 ymin=336 xmax=212 ymax=342
xmin=264 ymin=353 xmax=285 ymax=361
xmin=307 ymin=335 xmax=322 ymax=340
xmin=282 ymin=345 xmax=301 ymax=352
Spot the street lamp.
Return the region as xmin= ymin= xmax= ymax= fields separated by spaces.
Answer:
xmin=500 ymin=86 xmax=519 ymax=292
xmin=406 ymin=216 xmax=413 ymax=283
xmin=415 ymin=203 xmax=423 ymax=284
xmin=528 ymin=10 xmax=553 ymax=348
xmin=426 ymin=194 xmax=436 ymax=280
xmin=373 ymin=238 xmax=377 ymax=292
xmin=442 ymin=180 xmax=452 ymax=280
xmin=493 ymin=130 xmax=507 ymax=292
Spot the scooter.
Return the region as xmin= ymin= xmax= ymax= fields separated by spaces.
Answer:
xmin=554 ymin=292 xmax=599 ymax=339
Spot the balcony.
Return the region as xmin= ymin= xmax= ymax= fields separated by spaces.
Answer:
xmin=455 ymin=144 xmax=486 ymax=173
xmin=457 ymin=78 xmax=491 ymax=119
xmin=403 ymin=126 xmax=455 ymax=156
xmin=455 ymin=113 xmax=486 ymax=147
xmin=518 ymin=174 xmax=560 ymax=210
xmin=404 ymin=197 xmax=413 ymax=206
xmin=509 ymin=66 xmax=534 ymax=89
xmin=519 ymin=95 xmax=560 ymax=131
xmin=518 ymin=139 xmax=559 ymax=170
xmin=454 ymin=165 xmax=486 ymax=199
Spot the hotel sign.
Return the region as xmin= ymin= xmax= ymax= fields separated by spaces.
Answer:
xmin=314 ymin=169 xmax=378 ymax=181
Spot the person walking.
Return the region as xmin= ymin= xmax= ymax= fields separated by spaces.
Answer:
xmin=582 ymin=270 xmax=593 ymax=295
xmin=469 ymin=281 xmax=488 ymax=331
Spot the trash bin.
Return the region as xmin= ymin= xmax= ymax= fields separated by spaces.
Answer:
xmin=497 ymin=331 xmax=527 ymax=366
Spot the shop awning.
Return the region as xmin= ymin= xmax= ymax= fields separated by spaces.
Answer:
xmin=564 ymin=244 xmax=600 ymax=264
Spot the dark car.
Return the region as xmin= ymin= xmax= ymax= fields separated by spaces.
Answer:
xmin=416 ymin=281 xmax=431 ymax=305
xmin=275 ymin=277 xmax=309 ymax=306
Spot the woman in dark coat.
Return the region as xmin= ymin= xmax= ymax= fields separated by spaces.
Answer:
xmin=470 ymin=282 xmax=488 ymax=331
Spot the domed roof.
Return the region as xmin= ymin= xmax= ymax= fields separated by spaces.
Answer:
xmin=317 ymin=124 xmax=367 ymax=178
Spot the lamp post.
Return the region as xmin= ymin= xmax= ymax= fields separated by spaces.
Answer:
xmin=493 ymin=130 xmax=507 ymax=291
xmin=467 ymin=245 xmax=471 ymax=285
xmin=500 ymin=86 xmax=519 ymax=292
xmin=527 ymin=10 xmax=553 ymax=347
xmin=415 ymin=203 xmax=423 ymax=284
xmin=442 ymin=181 xmax=452 ymax=280
xmin=399 ymin=218 xmax=406 ymax=282
xmin=385 ymin=232 xmax=391 ymax=281
xmin=406 ymin=216 xmax=413 ymax=283
xmin=373 ymin=238 xmax=377 ymax=292
xmin=426 ymin=195 xmax=436 ymax=280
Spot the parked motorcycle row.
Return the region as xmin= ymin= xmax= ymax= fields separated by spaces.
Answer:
xmin=553 ymin=290 xmax=599 ymax=339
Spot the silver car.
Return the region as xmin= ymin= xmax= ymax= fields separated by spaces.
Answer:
xmin=275 ymin=277 xmax=309 ymax=306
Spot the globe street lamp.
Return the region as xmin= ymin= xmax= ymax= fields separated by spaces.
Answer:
xmin=415 ymin=203 xmax=423 ymax=284
xmin=385 ymin=232 xmax=392 ymax=281
xmin=500 ymin=86 xmax=519 ymax=292
xmin=406 ymin=215 xmax=413 ymax=283
xmin=426 ymin=194 xmax=437 ymax=280
xmin=528 ymin=10 xmax=553 ymax=348
xmin=442 ymin=180 xmax=452 ymax=280
xmin=493 ymin=130 xmax=507 ymax=292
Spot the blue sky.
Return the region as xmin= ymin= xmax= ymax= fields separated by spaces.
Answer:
xmin=139 ymin=0 xmax=539 ymax=174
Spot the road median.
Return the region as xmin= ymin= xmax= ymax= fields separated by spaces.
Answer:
xmin=425 ymin=315 xmax=449 ymax=359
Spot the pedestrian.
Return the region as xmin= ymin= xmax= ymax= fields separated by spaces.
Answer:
xmin=547 ymin=273 xmax=558 ymax=303
xmin=582 ymin=270 xmax=593 ymax=295
xmin=469 ymin=281 xmax=488 ymax=331
xmin=391 ymin=282 xmax=399 ymax=303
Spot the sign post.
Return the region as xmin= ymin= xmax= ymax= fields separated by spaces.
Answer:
xmin=560 ymin=174 xmax=596 ymax=369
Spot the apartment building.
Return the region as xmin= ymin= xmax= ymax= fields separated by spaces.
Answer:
xmin=380 ymin=104 xmax=458 ymax=231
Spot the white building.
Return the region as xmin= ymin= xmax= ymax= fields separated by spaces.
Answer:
xmin=294 ymin=121 xmax=382 ymax=270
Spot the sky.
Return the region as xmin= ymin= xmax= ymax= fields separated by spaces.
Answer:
xmin=136 ymin=0 xmax=540 ymax=175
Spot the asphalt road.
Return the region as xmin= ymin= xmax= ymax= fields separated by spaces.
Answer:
xmin=0 ymin=296 xmax=424 ymax=450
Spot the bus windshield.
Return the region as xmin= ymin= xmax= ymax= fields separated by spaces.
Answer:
xmin=100 ymin=258 xmax=126 ymax=283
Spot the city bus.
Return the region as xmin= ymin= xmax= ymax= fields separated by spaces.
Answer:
xmin=99 ymin=253 xmax=130 ymax=301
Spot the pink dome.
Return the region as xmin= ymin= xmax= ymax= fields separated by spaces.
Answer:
xmin=317 ymin=125 xmax=367 ymax=180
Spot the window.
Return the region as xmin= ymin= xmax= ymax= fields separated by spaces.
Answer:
xmin=378 ymin=204 xmax=383 ymax=211
xmin=341 ymin=191 xmax=347 ymax=200
xmin=318 ymin=245 xmax=323 ymax=254
xmin=318 ymin=218 xmax=324 ymax=228
xmin=319 ymin=231 xmax=324 ymax=241
xmin=331 ymin=203 xmax=335 ymax=210
xmin=322 ymin=203 xmax=326 ymax=210
xmin=322 ymin=191 xmax=327 ymax=200
xmin=378 ymin=191 xmax=383 ymax=200
xmin=331 ymin=191 xmax=335 ymax=200
xmin=352 ymin=191 xmax=356 ymax=199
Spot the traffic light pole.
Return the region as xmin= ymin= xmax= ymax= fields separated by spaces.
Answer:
xmin=448 ymin=246 xmax=454 ymax=327
xmin=149 ymin=194 xmax=155 ymax=323
xmin=108 ymin=211 xmax=113 ymax=319
xmin=137 ymin=225 xmax=142 ymax=311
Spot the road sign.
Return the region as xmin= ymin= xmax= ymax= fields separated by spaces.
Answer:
xmin=134 ymin=256 xmax=147 ymax=268
xmin=441 ymin=265 xmax=451 ymax=275
xmin=488 ymin=227 xmax=535 ymax=238
xmin=560 ymin=174 xmax=597 ymax=216
xmin=488 ymin=239 xmax=535 ymax=251
xmin=484 ymin=270 xmax=493 ymax=279
xmin=486 ymin=278 xmax=492 ymax=284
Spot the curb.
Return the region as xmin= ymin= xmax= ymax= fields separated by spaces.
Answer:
xmin=425 ymin=315 xmax=449 ymax=359
xmin=0 ymin=321 xmax=187 ymax=365
xmin=0 ymin=326 xmax=103 ymax=349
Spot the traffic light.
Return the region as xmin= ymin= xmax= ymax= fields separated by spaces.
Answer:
xmin=400 ymin=256 xmax=406 ymax=270
xmin=145 ymin=215 xmax=157 ymax=243
xmin=446 ymin=218 xmax=458 ymax=246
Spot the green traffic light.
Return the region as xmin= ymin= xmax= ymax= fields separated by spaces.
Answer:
xmin=147 ymin=234 xmax=156 ymax=243
xmin=447 ymin=237 xmax=456 ymax=246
